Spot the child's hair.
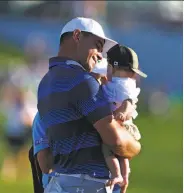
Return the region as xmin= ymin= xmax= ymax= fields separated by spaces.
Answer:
xmin=108 ymin=62 xmax=135 ymax=75
xmin=114 ymin=65 xmax=135 ymax=74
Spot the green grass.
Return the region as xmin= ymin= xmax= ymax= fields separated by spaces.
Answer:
xmin=0 ymin=180 xmax=33 ymax=193
xmin=0 ymin=103 xmax=182 ymax=193
xmin=128 ymin=103 xmax=182 ymax=193
xmin=0 ymin=40 xmax=25 ymax=67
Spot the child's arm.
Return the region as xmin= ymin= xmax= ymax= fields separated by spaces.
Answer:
xmin=114 ymin=99 xmax=134 ymax=122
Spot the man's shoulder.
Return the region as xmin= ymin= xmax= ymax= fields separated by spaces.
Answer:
xmin=39 ymin=66 xmax=98 ymax=88
xmin=37 ymin=66 xmax=100 ymax=102
xmin=70 ymin=72 xmax=100 ymax=101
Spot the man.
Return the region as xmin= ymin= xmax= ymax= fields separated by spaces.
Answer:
xmin=37 ymin=17 xmax=141 ymax=193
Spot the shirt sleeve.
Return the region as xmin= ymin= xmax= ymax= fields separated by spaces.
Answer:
xmin=102 ymin=82 xmax=116 ymax=103
xmin=114 ymin=82 xmax=140 ymax=103
xmin=32 ymin=113 xmax=49 ymax=155
xmin=74 ymin=76 xmax=113 ymax=124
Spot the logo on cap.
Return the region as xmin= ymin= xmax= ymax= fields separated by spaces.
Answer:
xmin=114 ymin=61 xmax=118 ymax=66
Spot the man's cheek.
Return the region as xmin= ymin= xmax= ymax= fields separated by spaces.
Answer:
xmin=88 ymin=58 xmax=94 ymax=72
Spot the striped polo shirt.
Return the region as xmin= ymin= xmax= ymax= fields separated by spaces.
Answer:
xmin=37 ymin=57 xmax=113 ymax=178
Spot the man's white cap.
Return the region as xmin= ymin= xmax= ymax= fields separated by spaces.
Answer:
xmin=60 ymin=17 xmax=118 ymax=55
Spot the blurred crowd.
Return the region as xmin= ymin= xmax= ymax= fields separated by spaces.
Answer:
xmin=0 ymin=37 xmax=48 ymax=181
xmin=0 ymin=0 xmax=182 ymax=182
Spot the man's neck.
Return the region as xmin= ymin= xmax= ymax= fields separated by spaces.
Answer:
xmin=57 ymin=44 xmax=88 ymax=71
xmin=58 ymin=46 xmax=79 ymax=63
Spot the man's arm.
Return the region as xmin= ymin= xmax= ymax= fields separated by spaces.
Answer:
xmin=76 ymin=76 xmax=141 ymax=159
xmin=33 ymin=113 xmax=52 ymax=174
xmin=94 ymin=115 xmax=141 ymax=159
xmin=37 ymin=148 xmax=53 ymax=174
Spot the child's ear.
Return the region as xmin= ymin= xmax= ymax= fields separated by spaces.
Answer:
xmin=132 ymin=72 xmax=137 ymax=79
xmin=112 ymin=66 xmax=117 ymax=74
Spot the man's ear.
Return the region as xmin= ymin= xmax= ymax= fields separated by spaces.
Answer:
xmin=73 ymin=29 xmax=81 ymax=43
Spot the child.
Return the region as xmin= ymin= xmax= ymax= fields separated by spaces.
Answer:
xmin=93 ymin=44 xmax=147 ymax=192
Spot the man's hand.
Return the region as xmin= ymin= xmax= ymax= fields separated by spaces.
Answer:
xmin=94 ymin=116 xmax=141 ymax=159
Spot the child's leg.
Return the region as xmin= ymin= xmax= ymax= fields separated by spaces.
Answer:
xmin=119 ymin=157 xmax=130 ymax=179
xmin=123 ymin=122 xmax=141 ymax=141
xmin=119 ymin=157 xmax=130 ymax=193
xmin=102 ymin=144 xmax=123 ymax=189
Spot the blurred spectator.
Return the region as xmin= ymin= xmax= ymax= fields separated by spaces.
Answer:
xmin=0 ymin=83 xmax=32 ymax=181
xmin=0 ymin=33 xmax=48 ymax=181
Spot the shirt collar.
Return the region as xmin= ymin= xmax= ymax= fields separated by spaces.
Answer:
xmin=49 ymin=57 xmax=86 ymax=71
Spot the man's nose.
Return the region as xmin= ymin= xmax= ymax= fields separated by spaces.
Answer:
xmin=97 ymin=53 xmax=103 ymax=61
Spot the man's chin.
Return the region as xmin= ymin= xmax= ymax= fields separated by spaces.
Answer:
xmin=90 ymin=63 xmax=97 ymax=72
xmin=84 ymin=63 xmax=93 ymax=72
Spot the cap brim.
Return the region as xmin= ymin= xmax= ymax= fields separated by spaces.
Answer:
xmin=95 ymin=34 xmax=118 ymax=57
xmin=132 ymin=68 xmax=147 ymax=78
xmin=61 ymin=28 xmax=117 ymax=57
xmin=103 ymin=37 xmax=118 ymax=55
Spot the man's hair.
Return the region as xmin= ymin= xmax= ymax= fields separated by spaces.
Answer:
xmin=60 ymin=32 xmax=73 ymax=45
xmin=59 ymin=31 xmax=92 ymax=45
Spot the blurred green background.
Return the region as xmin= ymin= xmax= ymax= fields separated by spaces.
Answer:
xmin=0 ymin=1 xmax=182 ymax=193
